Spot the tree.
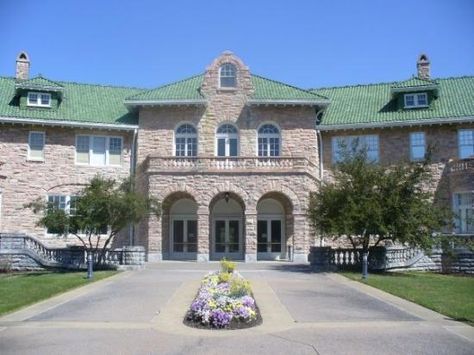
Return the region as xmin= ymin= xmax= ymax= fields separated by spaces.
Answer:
xmin=27 ymin=175 xmax=160 ymax=278
xmin=308 ymin=144 xmax=449 ymax=278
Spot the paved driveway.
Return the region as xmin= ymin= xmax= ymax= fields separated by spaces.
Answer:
xmin=0 ymin=262 xmax=472 ymax=355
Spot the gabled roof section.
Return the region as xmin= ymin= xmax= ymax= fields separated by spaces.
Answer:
xmin=0 ymin=76 xmax=142 ymax=128
xmin=248 ymin=75 xmax=329 ymax=106
xmin=124 ymin=73 xmax=330 ymax=107
xmin=15 ymin=75 xmax=64 ymax=92
xmin=390 ymin=76 xmax=439 ymax=94
xmin=124 ymin=75 xmax=206 ymax=106
xmin=313 ymin=76 xmax=474 ymax=130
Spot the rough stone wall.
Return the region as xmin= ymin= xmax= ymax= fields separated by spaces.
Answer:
xmin=320 ymin=123 xmax=474 ymax=245
xmin=0 ymin=125 xmax=132 ymax=247
xmin=135 ymin=52 xmax=321 ymax=261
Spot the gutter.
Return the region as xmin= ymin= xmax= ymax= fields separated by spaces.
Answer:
xmin=124 ymin=99 xmax=206 ymax=107
xmin=317 ymin=115 xmax=474 ymax=131
xmin=247 ymin=99 xmax=330 ymax=107
xmin=0 ymin=116 xmax=138 ymax=131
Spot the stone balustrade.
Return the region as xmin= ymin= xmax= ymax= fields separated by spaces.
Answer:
xmin=144 ymin=156 xmax=319 ymax=177
xmin=447 ymin=158 xmax=474 ymax=174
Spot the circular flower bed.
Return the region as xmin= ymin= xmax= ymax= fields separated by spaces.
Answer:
xmin=184 ymin=261 xmax=262 ymax=329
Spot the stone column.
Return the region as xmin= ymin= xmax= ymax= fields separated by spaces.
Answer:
xmin=245 ymin=211 xmax=257 ymax=262
xmin=197 ymin=208 xmax=210 ymax=262
xmin=293 ymin=213 xmax=309 ymax=263
xmin=147 ymin=214 xmax=162 ymax=262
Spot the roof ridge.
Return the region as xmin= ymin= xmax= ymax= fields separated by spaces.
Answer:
xmin=251 ymin=73 xmax=329 ymax=100
xmin=125 ymin=73 xmax=205 ymax=100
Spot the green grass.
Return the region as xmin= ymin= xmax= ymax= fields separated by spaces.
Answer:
xmin=341 ymin=271 xmax=474 ymax=325
xmin=0 ymin=270 xmax=118 ymax=316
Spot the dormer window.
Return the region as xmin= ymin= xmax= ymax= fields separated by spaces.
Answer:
xmin=27 ymin=92 xmax=51 ymax=107
xmin=404 ymin=93 xmax=428 ymax=108
xmin=219 ymin=63 xmax=237 ymax=88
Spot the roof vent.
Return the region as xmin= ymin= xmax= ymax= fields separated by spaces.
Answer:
xmin=16 ymin=51 xmax=30 ymax=81
xmin=416 ymin=53 xmax=430 ymax=80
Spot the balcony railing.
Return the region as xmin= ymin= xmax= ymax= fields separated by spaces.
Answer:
xmin=144 ymin=156 xmax=319 ymax=177
xmin=447 ymin=158 xmax=474 ymax=173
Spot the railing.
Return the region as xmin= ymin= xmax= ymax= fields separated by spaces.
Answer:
xmin=447 ymin=158 xmax=474 ymax=173
xmin=0 ymin=233 xmax=145 ymax=269
xmin=145 ymin=156 xmax=319 ymax=177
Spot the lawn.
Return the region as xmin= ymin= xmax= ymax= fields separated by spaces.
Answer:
xmin=0 ymin=270 xmax=118 ymax=316
xmin=341 ymin=271 xmax=474 ymax=325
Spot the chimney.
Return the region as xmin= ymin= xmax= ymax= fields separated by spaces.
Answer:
xmin=417 ymin=53 xmax=430 ymax=80
xmin=15 ymin=51 xmax=30 ymax=81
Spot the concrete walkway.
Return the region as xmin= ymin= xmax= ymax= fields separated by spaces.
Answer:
xmin=0 ymin=262 xmax=473 ymax=354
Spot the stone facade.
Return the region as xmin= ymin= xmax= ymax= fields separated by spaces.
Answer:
xmin=136 ymin=52 xmax=321 ymax=262
xmin=0 ymin=125 xmax=133 ymax=247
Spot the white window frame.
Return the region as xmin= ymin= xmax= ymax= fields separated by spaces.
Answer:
xmin=74 ymin=135 xmax=123 ymax=166
xmin=174 ymin=123 xmax=198 ymax=157
xmin=27 ymin=92 xmax=52 ymax=107
xmin=452 ymin=191 xmax=474 ymax=235
xmin=257 ymin=123 xmax=281 ymax=157
xmin=219 ymin=63 xmax=237 ymax=88
xmin=409 ymin=131 xmax=426 ymax=161
xmin=215 ymin=124 xmax=239 ymax=157
xmin=27 ymin=131 xmax=45 ymax=161
xmin=404 ymin=93 xmax=428 ymax=108
xmin=458 ymin=129 xmax=474 ymax=159
xmin=332 ymin=135 xmax=379 ymax=163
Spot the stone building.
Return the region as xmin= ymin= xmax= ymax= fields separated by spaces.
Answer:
xmin=0 ymin=51 xmax=472 ymax=262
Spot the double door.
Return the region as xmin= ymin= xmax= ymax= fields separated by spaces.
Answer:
xmin=212 ymin=218 xmax=243 ymax=260
xmin=257 ymin=218 xmax=284 ymax=259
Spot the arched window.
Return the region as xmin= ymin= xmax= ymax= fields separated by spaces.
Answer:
xmin=175 ymin=124 xmax=197 ymax=157
xmin=216 ymin=124 xmax=238 ymax=157
xmin=258 ymin=124 xmax=280 ymax=157
xmin=219 ymin=63 xmax=237 ymax=88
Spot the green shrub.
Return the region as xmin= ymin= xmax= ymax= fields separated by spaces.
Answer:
xmin=218 ymin=272 xmax=232 ymax=284
xmin=220 ymin=258 xmax=236 ymax=273
xmin=229 ymin=277 xmax=251 ymax=297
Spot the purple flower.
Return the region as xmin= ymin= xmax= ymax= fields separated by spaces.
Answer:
xmin=210 ymin=309 xmax=233 ymax=328
xmin=241 ymin=295 xmax=255 ymax=308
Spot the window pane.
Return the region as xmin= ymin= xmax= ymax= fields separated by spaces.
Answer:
xmin=459 ymin=130 xmax=474 ymax=159
xmin=91 ymin=137 xmax=106 ymax=166
xmin=40 ymin=94 xmax=50 ymax=106
xmin=405 ymin=95 xmax=415 ymax=106
xmin=29 ymin=132 xmax=44 ymax=159
xmin=173 ymin=220 xmax=184 ymax=252
xmin=229 ymin=138 xmax=238 ymax=156
xmin=109 ymin=137 xmax=122 ymax=165
xmin=417 ymin=94 xmax=427 ymax=106
xmin=271 ymin=220 xmax=282 ymax=252
xmin=217 ymin=138 xmax=226 ymax=156
xmin=187 ymin=137 xmax=197 ymax=157
xmin=187 ymin=220 xmax=197 ymax=252
xmin=257 ymin=220 xmax=268 ymax=253
xmin=215 ymin=220 xmax=226 ymax=252
xmin=175 ymin=137 xmax=185 ymax=156
xmin=28 ymin=93 xmax=38 ymax=104
xmin=228 ymin=220 xmax=239 ymax=252
xmin=258 ymin=138 xmax=267 ymax=157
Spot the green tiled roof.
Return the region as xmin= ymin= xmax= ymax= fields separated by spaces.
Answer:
xmin=313 ymin=76 xmax=474 ymax=129
xmin=250 ymin=75 xmax=328 ymax=102
xmin=125 ymin=74 xmax=328 ymax=104
xmin=15 ymin=75 xmax=64 ymax=92
xmin=126 ymin=75 xmax=205 ymax=102
xmin=391 ymin=77 xmax=438 ymax=89
xmin=0 ymin=76 xmax=142 ymax=126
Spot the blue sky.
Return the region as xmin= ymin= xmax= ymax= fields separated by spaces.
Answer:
xmin=0 ymin=0 xmax=473 ymax=89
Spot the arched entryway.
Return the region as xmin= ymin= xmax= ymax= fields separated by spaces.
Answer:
xmin=257 ymin=192 xmax=293 ymax=260
xmin=162 ymin=192 xmax=198 ymax=260
xmin=209 ymin=192 xmax=245 ymax=261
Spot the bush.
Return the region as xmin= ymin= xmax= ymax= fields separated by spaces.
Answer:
xmin=229 ymin=277 xmax=251 ymax=297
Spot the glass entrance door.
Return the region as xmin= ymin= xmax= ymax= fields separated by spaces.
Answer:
xmin=172 ymin=219 xmax=197 ymax=258
xmin=213 ymin=219 xmax=242 ymax=259
xmin=257 ymin=219 xmax=283 ymax=259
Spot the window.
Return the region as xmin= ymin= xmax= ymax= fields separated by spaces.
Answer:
xmin=404 ymin=93 xmax=428 ymax=108
xmin=47 ymin=194 xmax=107 ymax=235
xmin=258 ymin=124 xmax=280 ymax=157
xmin=410 ymin=132 xmax=425 ymax=161
xmin=458 ymin=129 xmax=474 ymax=159
xmin=28 ymin=131 xmax=45 ymax=161
xmin=75 ymin=135 xmax=122 ymax=166
xmin=453 ymin=192 xmax=474 ymax=234
xmin=332 ymin=135 xmax=379 ymax=163
xmin=27 ymin=92 xmax=51 ymax=107
xmin=219 ymin=63 xmax=237 ymax=88
xmin=175 ymin=124 xmax=197 ymax=157
xmin=216 ymin=124 xmax=238 ymax=157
